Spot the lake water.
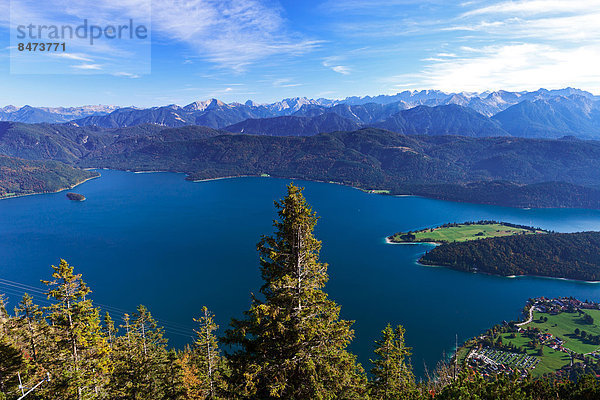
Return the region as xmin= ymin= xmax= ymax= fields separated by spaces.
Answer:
xmin=3 ymin=169 xmax=600 ymax=377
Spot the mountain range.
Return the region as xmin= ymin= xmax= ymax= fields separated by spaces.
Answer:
xmin=0 ymin=105 xmax=119 ymax=124
xmin=3 ymin=88 xmax=599 ymax=140
xmin=492 ymin=95 xmax=600 ymax=138
xmin=67 ymin=88 xmax=598 ymax=134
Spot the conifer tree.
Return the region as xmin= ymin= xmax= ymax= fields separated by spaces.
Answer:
xmin=192 ymin=306 xmax=222 ymax=399
xmin=103 ymin=311 xmax=117 ymax=350
xmin=0 ymin=335 xmax=27 ymax=397
xmin=165 ymin=349 xmax=187 ymax=400
xmin=225 ymin=183 xmax=367 ymax=399
xmin=107 ymin=313 xmax=134 ymax=399
xmin=110 ymin=305 xmax=170 ymax=399
xmin=13 ymin=293 xmax=45 ymax=362
xmin=370 ymin=324 xmax=416 ymax=399
xmin=0 ymin=295 xmax=7 ymax=326
xmin=180 ymin=350 xmax=204 ymax=400
xmin=42 ymin=259 xmax=110 ymax=400
xmin=0 ymin=294 xmax=29 ymax=396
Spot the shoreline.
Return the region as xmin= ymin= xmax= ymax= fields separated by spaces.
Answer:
xmin=0 ymin=172 xmax=100 ymax=201
xmin=126 ymin=169 xmax=186 ymax=174
xmin=417 ymin=260 xmax=600 ymax=284
xmin=191 ymin=175 xmax=255 ymax=183
xmin=384 ymin=237 xmax=441 ymax=245
xmin=86 ymin=170 xmax=600 ymax=210
xmin=187 ymin=173 xmax=400 ymax=197
xmin=4 ymin=166 xmax=597 ymax=211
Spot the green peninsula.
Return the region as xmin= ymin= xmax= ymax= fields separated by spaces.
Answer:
xmin=387 ymin=220 xmax=545 ymax=244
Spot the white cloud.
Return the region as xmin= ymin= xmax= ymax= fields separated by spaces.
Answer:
xmin=393 ymin=0 xmax=600 ymax=92
xmin=319 ymin=0 xmax=445 ymax=14
xmin=273 ymin=78 xmax=302 ymax=88
xmin=72 ymin=63 xmax=103 ymax=70
xmin=463 ymin=0 xmax=600 ymax=17
xmin=51 ymin=53 xmax=94 ymax=62
xmin=5 ymin=0 xmax=318 ymax=71
xmin=113 ymin=71 xmax=140 ymax=78
xmin=331 ymin=66 xmax=351 ymax=75
xmin=448 ymin=12 xmax=600 ymax=43
xmin=394 ymin=44 xmax=600 ymax=92
xmin=323 ymin=57 xmax=351 ymax=75
xmin=147 ymin=0 xmax=320 ymax=70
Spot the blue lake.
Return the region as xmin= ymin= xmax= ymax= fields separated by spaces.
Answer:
xmin=3 ymin=169 xmax=600 ymax=377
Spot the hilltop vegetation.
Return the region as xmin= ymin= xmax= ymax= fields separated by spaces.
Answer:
xmin=0 ymin=155 xmax=98 ymax=198
xmin=420 ymin=231 xmax=600 ymax=281
xmin=388 ymin=221 xmax=545 ymax=243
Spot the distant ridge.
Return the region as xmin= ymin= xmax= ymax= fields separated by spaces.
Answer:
xmin=225 ymin=104 xmax=509 ymax=138
xmin=225 ymin=113 xmax=362 ymax=136
xmin=3 ymin=88 xmax=597 ymax=129
xmin=372 ymin=104 xmax=509 ymax=137
xmin=0 ymin=104 xmax=119 ymax=124
xmin=493 ymin=95 xmax=600 ymax=138
xmin=68 ymin=88 xmax=600 ymax=139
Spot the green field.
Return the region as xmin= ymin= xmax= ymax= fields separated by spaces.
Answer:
xmin=388 ymin=222 xmax=544 ymax=243
xmin=524 ymin=310 xmax=600 ymax=354
xmin=498 ymin=332 xmax=572 ymax=377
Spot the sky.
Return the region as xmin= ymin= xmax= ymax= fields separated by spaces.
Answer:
xmin=0 ymin=0 xmax=599 ymax=107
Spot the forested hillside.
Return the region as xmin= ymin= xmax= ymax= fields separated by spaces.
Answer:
xmin=420 ymin=231 xmax=600 ymax=281
xmin=0 ymin=122 xmax=225 ymax=163
xmin=0 ymin=155 xmax=98 ymax=198
xmin=3 ymin=122 xmax=600 ymax=208
xmin=81 ymin=128 xmax=600 ymax=208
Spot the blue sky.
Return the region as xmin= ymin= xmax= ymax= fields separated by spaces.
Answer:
xmin=1 ymin=0 xmax=599 ymax=107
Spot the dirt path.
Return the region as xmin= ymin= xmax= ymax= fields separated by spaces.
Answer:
xmin=516 ymin=305 xmax=534 ymax=327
